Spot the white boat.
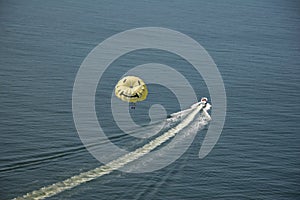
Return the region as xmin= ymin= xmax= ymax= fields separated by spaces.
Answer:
xmin=168 ymin=97 xmax=211 ymax=119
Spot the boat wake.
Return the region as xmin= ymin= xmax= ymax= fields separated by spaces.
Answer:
xmin=13 ymin=104 xmax=211 ymax=200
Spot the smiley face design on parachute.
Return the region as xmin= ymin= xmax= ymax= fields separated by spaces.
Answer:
xmin=115 ymin=76 xmax=148 ymax=103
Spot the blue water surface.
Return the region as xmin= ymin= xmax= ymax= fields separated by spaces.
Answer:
xmin=1 ymin=0 xmax=299 ymax=199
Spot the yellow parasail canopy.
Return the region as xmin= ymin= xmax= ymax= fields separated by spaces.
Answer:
xmin=114 ymin=76 xmax=148 ymax=103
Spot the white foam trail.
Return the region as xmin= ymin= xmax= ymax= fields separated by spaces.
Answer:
xmin=170 ymin=107 xmax=193 ymax=117
xmin=13 ymin=105 xmax=205 ymax=200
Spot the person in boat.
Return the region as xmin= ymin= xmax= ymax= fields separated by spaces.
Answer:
xmin=200 ymin=97 xmax=208 ymax=108
xmin=190 ymin=97 xmax=208 ymax=109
